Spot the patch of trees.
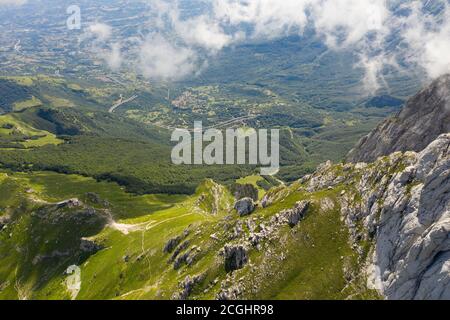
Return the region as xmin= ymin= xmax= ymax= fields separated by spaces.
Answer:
xmin=0 ymin=80 xmax=33 ymax=111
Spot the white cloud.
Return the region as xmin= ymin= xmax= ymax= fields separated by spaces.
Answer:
xmin=174 ymin=15 xmax=233 ymax=52
xmin=90 ymin=0 xmax=450 ymax=89
xmin=358 ymin=53 xmax=394 ymax=95
xmin=100 ymin=43 xmax=123 ymax=71
xmin=140 ymin=0 xmax=394 ymax=87
xmin=138 ymin=34 xmax=198 ymax=81
xmin=311 ymin=0 xmax=390 ymax=48
xmin=148 ymin=0 xmax=233 ymax=52
xmin=211 ymin=0 xmax=450 ymax=92
xmin=401 ymin=1 xmax=450 ymax=79
xmin=213 ymin=0 xmax=311 ymax=39
xmin=88 ymin=23 xmax=113 ymax=42
xmin=80 ymin=23 xmax=123 ymax=72
xmin=0 ymin=0 xmax=27 ymax=6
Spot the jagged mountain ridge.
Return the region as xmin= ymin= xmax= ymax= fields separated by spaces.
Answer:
xmin=298 ymin=133 xmax=450 ymax=299
xmin=347 ymin=74 xmax=450 ymax=163
xmin=338 ymin=77 xmax=450 ymax=299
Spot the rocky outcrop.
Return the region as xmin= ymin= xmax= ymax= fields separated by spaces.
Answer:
xmin=164 ymin=236 xmax=183 ymax=254
xmin=56 ymin=198 xmax=82 ymax=209
xmin=173 ymin=274 xmax=205 ymax=300
xmin=233 ymin=184 xmax=259 ymax=201
xmin=215 ymin=199 xmax=312 ymax=300
xmin=234 ymin=198 xmax=256 ymax=216
xmin=32 ymin=200 xmax=108 ymax=227
xmin=305 ymin=134 xmax=450 ymax=300
xmin=347 ymin=74 xmax=450 ymax=163
xmin=194 ymin=179 xmax=233 ymax=215
xmin=223 ymin=200 xmax=312 ymax=255
xmin=284 ymin=201 xmax=310 ymax=227
xmin=85 ymin=192 xmax=109 ymax=207
xmin=80 ymin=239 xmax=103 ymax=254
xmin=0 ymin=215 xmax=10 ymax=231
xmin=164 ymin=229 xmax=190 ymax=254
xmin=164 ymin=230 xmax=202 ymax=270
xmin=216 ymin=283 xmax=243 ymax=300
xmin=223 ymin=244 xmax=248 ymax=272
xmin=173 ymin=245 xmax=201 ymax=270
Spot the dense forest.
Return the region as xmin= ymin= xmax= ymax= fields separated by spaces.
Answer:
xmin=0 ymin=107 xmax=256 ymax=194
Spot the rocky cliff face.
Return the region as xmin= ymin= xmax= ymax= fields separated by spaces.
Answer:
xmin=347 ymin=74 xmax=450 ymax=163
xmin=303 ymin=134 xmax=450 ymax=299
xmin=342 ymin=75 xmax=450 ymax=299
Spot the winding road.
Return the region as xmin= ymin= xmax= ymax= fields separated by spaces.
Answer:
xmin=109 ymin=95 xmax=138 ymax=113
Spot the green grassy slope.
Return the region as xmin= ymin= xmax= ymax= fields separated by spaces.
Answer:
xmin=0 ymin=113 xmax=62 ymax=149
xmin=0 ymin=169 xmax=378 ymax=300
